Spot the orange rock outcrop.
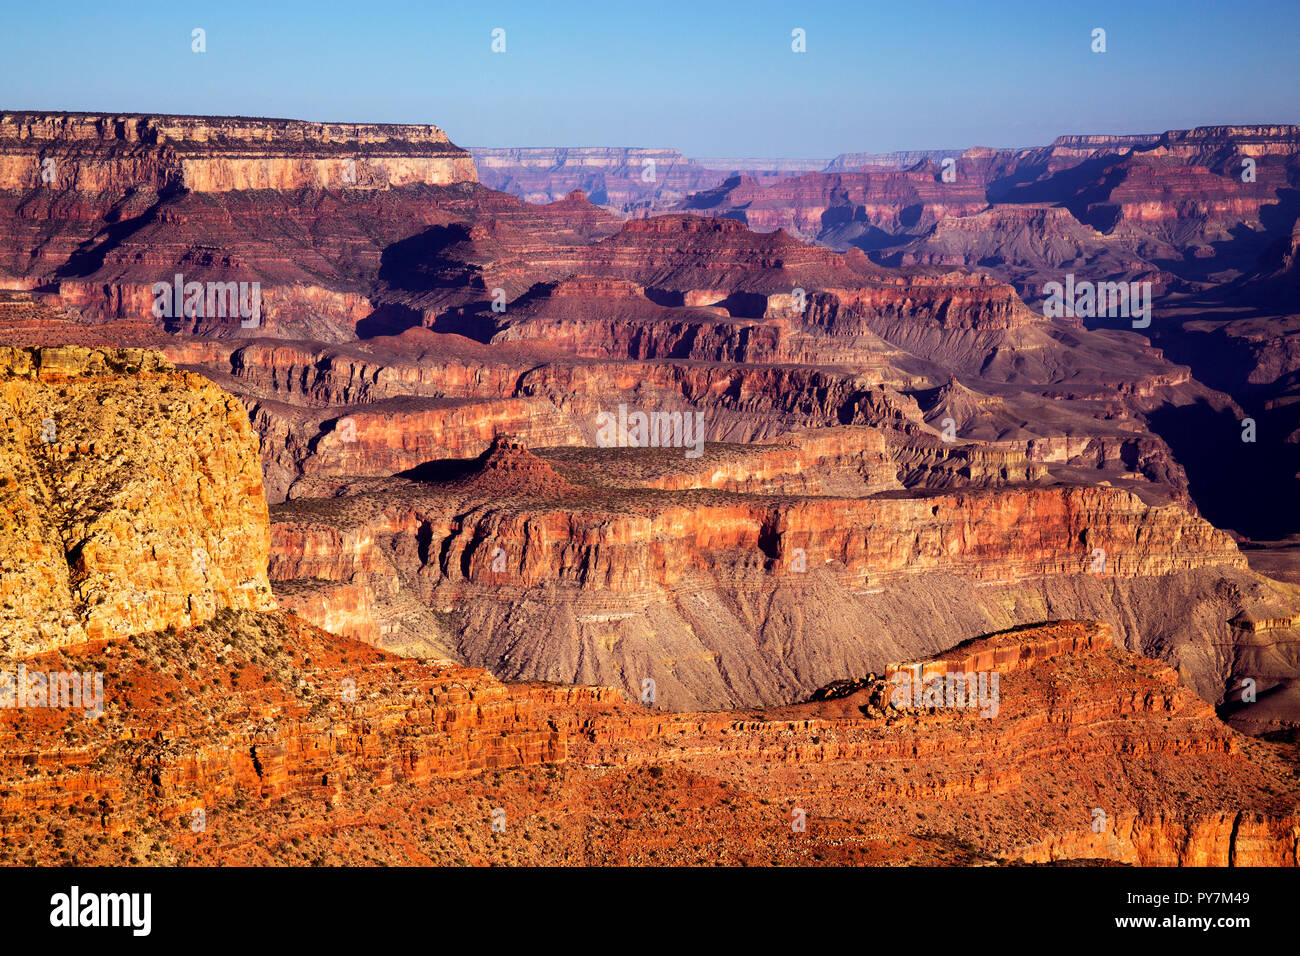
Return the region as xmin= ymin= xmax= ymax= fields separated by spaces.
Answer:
xmin=0 ymin=347 xmax=275 ymax=653
xmin=1 ymin=617 xmax=1294 ymax=866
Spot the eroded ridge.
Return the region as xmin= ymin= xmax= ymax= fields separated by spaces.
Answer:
xmin=0 ymin=618 xmax=1294 ymax=866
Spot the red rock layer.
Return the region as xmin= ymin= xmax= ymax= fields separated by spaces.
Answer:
xmin=680 ymin=168 xmax=987 ymax=242
xmin=0 ymin=617 xmax=1293 ymax=866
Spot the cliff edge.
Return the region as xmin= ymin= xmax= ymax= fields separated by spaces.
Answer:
xmin=0 ymin=346 xmax=275 ymax=653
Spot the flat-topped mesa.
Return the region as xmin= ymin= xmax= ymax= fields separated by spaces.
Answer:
xmin=0 ymin=346 xmax=275 ymax=654
xmin=1156 ymin=124 xmax=1300 ymax=154
xmin=824 ymin=149 xmax=964 ymax=171
xmin=1048 ymin=133 xmax=1163 ymax=152
xmin=472 ymin=146 xmax=688 ymax=170
xmin=0 ymin=111 xmax=478 ymax=191
xmin=407 ymin=484 xmax=1247 ymax=592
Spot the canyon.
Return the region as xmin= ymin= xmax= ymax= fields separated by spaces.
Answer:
xmin=478 ymin=126 xmax=1300 ymax=545
xmin=0 ymin=353 xmax=1293 ymax=865
xmin=1 ymin=113 xmax=1299 ymax=866
xmin=470 ymin=147 xmax=951 ymax=212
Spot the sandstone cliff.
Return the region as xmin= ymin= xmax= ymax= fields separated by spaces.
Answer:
xmin=0 ymin=346 xmax=275 ymax=653
xmin=0 ymin=112 xmax=477 ymax=192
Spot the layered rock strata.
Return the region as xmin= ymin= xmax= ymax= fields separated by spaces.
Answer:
xmin=0 ymin=618 xmax=1294 ymax=866
xmin=265 ymin=439 xmax=1300 ymax=712
xmin=0 ymin=112 xmax=477 ymax=192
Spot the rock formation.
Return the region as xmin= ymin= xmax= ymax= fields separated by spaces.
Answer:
xmin=0 ymin=347 xmax=274 ymax=654
xmin=0 ymin=111 xmax=477 ymax=193
xmin=472 ymin=147 xmax=831 ymax=212
xmin=264 ymin=435 xmax=1300 ymax=713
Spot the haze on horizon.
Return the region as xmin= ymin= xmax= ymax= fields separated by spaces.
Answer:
xmin=3 ymin=0 xmax=1298 ymax=157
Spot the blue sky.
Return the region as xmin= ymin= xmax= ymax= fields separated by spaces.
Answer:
xmin=3 ymin=0 xmax=1297 ymax=156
